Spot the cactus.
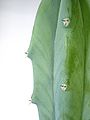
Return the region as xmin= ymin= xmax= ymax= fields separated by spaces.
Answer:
xmin=26 ymin=0 xmax=90 ymax=120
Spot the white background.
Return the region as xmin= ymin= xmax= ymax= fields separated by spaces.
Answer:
xmin=0 ymin=0 xmax=41 ymax=120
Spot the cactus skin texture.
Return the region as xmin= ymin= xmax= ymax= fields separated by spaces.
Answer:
xmin=26 ymin=0 xmax=90 ymax=120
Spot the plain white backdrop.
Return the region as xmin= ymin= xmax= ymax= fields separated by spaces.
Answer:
xmin=0 ymin=0 xmax=41 ymax=120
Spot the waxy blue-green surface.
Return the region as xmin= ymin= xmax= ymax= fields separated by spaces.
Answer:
xmin=27 ymin=0 xmax=90 ymax=119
